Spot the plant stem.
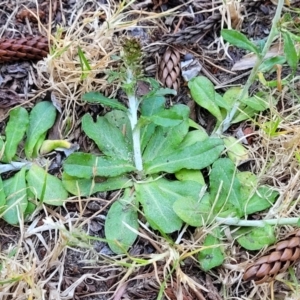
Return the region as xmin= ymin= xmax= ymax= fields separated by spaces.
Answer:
xmin=126 ymin=69 xmax=143 ymax=172
xmin=218 ymin=0 xmax=284 ymax=134
xmin=215 ymin=217 xmax=300 ymax=227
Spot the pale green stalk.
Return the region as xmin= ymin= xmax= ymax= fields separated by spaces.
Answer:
xmin=218 ymin=0 xmax=285 ymax=134
xmin=126 ymin=68 xmax=143 ymax=172
xmin=216 ymin=217 xmax=300 ymax=227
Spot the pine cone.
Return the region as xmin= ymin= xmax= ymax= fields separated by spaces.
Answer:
xmin=162 ymin=14 xmax=221 ymax=45
xmin=158 ymin=47 xmax=180 ymax=91
xmin=0 ymin=36 xmax=48 ymax=62
xmin=243 ymin=230 xmax=300 ymax=284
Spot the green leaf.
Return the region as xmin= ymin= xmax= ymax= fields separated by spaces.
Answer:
xmin=175 ymin=169 xmax=205 ymax=185
xmin=259 ymin=56 xmax=286 ymax=72
xmin=141 ymin=95 xmax=165 ymax=116
xmin=223 ymin=87 xmax=243 ymax=109
xmin=104 ymin=110 xmax=133 ymax=148
xmin=235 ymin=225 xmax=276 ymax=250
xmin=142 ymin=104 xmax=189 ymax=127
xmin=242 ymin=186 xmax=278 ymax=216
xmin=180 ymin=130 xmax=208 ymax=148
xmin=198 ymin=229 xmax=224 ymax=271
xmin=135 ymin=178 xmax=190 ymax=233
xmin=141 ymin=123 xmax=156 ymax=153
xmin=105 ymin=190 xmax=139 ymax=254
xmin=173 ymin=193 xmax=211 ymax=226
xmin=62 ymin=172 xmax=133 ymax=196
xmin=240 ymin=95 xmax=269 ymax=111
xmin=24 ymin=201 xmax=36 ymax=217
xmin=223 ymin=136 xmax=249 ymax=164
xmin=210 ymin=158 xmax=242 ymax=216
xmin=0 ymin=176 xmax=6 ymax=212
xmin=221 ymin=29 xmax=259 ymax=55
xmin=236 ymin=172 xmax=278 ymax=216
xmin=231 ymin=106 xmax=257 ymax=123
xmin=25 ymin=102 xmax=57 ymax=158
xmin=145 ymin=138 xmax=224 ymax=174
xmin=4 ymin=107 xmax=29 ymax=162
xmin=141 ymin=107 xmax=184 ymax=127
xmin=26 ymin=164 xmax=67 ymax=206
xmin=63 ymin=152 xmax=135 ymax=178
xmin=142 ymin=119 xmax=190 ymax=163
xmin=188 ymin=76 xmax=223 ymax=122
xmin=283 ymin=31 xmax=298 ymax=72
xmin=2 ymin=168 xmax=27 ymax=225
xmin=144 ymin=88 xmax=176 ymax=99
xmin=82 ymin=114 xmax=133 ymax=161
xmin=78 ymin=46 xmax=91 ymax=79
xmin=82 ymin=91 xmax=127 ymax=111
xmin=140 ymin=95 xmax=165 ymax=152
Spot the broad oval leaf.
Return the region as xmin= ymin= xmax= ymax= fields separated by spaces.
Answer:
xmin=142 ymin=119 xmax=190 ymax=163
xmin=63 ymin=152 xmax=136 ymax=178
xmin=235 ymin=225 xmax=276 ymax=250
xmin=145 ymin=104 xmax=190 ymax=127
xmin=82 ymin=91 xmax=127 ymax=111
xmin=141 ymin=95 xmax=165 ymax=116
xmin=82 ymin=114 xmax=133 ymax=162
xmin=175 ymin=169 xmax=205 ymax=185
xmin=173 ymin=193 xmax=211 ymax=227
xmin=240 ymin=95 xmax=269 ymax=111
xmin=105 ymin=192 xmax=139 ymax=254
xmin=2 ymin=168 xmax=27 ymax=225
xmin=26 ymin=164 xmax=68 ymax=206
xmin=221 ymin=29 xmax=259 ymax=55
xmin=135 ymin=178 xmax=186 ymax=233
xmin=198 ymin=229 xmax=224 ymax=271
xmin=283 ymin=31 xmax=298 ymax=72
xmin=25 ymin=102 xmax=57 ymax=158
xmin=210 ymin=158 xmax=242 ymax=216
xmin=144 ymin=138 xmax=224 ymax=174
xmin=223 ymin=136 xmax=248 ymax=164
xmin=188 ymin=76 xmax=223 ymax=122
xmin=5 ymin=107 xmax=29 ymax=162
xmin=242 ymin=186 xmax=278 ymax=216
xmin=104 ymin=110 xmax=133 ymax=147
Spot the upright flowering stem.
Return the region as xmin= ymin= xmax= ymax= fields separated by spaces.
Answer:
xmin=122 ymin=38 xmax=143 ymax=173
xmin=126 ymin=68 xmax=143 ymax=172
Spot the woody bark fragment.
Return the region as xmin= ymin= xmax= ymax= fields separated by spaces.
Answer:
xmin=0 ymin=36 xmax=48 ymax=62
xmin=243 ymin=230 xmax=300 ymax=284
